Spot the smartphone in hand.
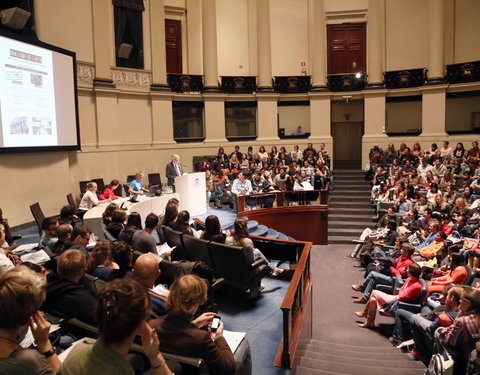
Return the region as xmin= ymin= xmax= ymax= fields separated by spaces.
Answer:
xmin=211 ymin=316 xmax=221 ymax=332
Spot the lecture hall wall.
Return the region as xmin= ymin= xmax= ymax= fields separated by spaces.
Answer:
xmin=1 ymin=0 xmax=480 ymax=225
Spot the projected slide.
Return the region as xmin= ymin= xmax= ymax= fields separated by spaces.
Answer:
xmin=0 ymin=38 xmax=57 ymax=147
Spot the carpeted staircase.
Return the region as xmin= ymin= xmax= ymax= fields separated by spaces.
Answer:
xmin=329 ymin=167 xmax=374 ymax=245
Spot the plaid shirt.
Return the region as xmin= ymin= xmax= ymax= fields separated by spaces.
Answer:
xmin=443 ymin=311 xmax=479 ymax=352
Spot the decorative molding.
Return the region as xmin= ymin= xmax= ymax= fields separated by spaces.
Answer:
xmin=384 ymin=68 xmax=426 ymax=89
xmin=165 ymin=5 xmax=186 ymax=17
xmin=325 ymin=9 xmax=368 ymax=24
xmin=111 ymin=68 xmax=152 ymax=88
xmin=221 ymin=76 xmax=257 ymax=94
xmin=76 ymin=62 xmax=95 ymax=84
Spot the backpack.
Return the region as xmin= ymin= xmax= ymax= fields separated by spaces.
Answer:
xmin=425 ymin=349 xmax=454 ymax=375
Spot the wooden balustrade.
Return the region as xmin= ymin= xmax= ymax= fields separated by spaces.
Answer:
xmin=236 ymin=190 xmax=329 ymax=245
xmin=274 ymin=241 xmax=312 ymax=368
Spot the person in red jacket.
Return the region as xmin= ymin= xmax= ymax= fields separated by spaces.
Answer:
xmin=356 ymin=263 xmax=423 ymax=328
xmin=99 ymin=179 xmax=120 ymax=200
xmin=352 ymin=243 xmax=415 ymax=303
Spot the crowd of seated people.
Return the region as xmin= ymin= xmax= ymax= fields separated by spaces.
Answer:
xmin=196 ymin=143 xmax=332 ymax=209
xmin=353 ymin=140 xmax=480 ymax=374
xmin=0 ymin=195 xmax=267 ymax=374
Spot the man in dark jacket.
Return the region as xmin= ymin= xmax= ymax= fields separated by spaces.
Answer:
xmin=43 ymin=249 xmax=97 ymax=326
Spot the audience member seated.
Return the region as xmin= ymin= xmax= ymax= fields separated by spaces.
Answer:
xmin=101 ymin=202 xmax=118 ymax=226
xmin=61 ymin=279 xmax=172 ymax=375
xmin=43 ymin=249 xmax=97 ymax=325
xmin=150 ymin=274 xmax=252 ymax=375
xmin=0 ymin=266 xmax=61 ymax=374
xmin=414 ymin=231 xmax=447 ymax=260
xmin=159 ymin=200 xmax=179 ymax=228
xmin=101 ymin=241 xmax=134 ymax=281
xmin=392 ymin=286 xmax=462 ymax=356
xmin=0 ymin=224 xmax=19 ymax=275
xmin=98 ymin=179 xmax=120 ymax=200
xmin=128 ymin=171 xmax=149 ymax=195
xmin=86 ymin=240 xmax=118 ymax=278
xmin=226 ymin=218 xmax=283 ymax=277
xmin=427 ymin=253 xmax=468 ymax=296
xmin=436 ymin=287 xmax=480 ymax=374
xmin=106 ymin=209 xmax=127 ymax=239
xmin=352 ymin=242 xmax=415 ymax=303
xmin=59 ymin=205 xmax=80 ymax=226
xmin=132 ymin=213 xmax=170 ymax=258
xmin=355 ymin=220 xmax=398 ymax=267
xmin=126 ymin=211 xmax=142 ymax=229
xmin=78 ymin=182 xmax=111 ymax=216
xmin=134 ymin=253 xmax=169 ymax=316
xmin=63 ymin=226 xmax=91 ymax=258
xmin=51 ymin=224 xmax=73 ymax=256
xmin=355 ymin=263 xmax=423 ymax=328
xmin=39 ymin=217 xmax=59 ymax=257
xmin=201 ymin=215 xmax=227 ymax=243
xmin=171 ymin=210 xmax=200 ymax=238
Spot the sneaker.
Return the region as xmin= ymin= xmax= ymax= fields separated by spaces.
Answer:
xmin=259 ymin=283 xmax=266 ymax=291
xmin=411 ymin=348 xmax=425 ymax=361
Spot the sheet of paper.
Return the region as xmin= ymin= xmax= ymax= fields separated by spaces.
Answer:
xmin=20 ymin=249 xmax=50 ymax=265
xmin=156 ymin=243 xmax=175 ymax=258
xmin=19 ymin=323 xmax=61 ymax=348
xmin=58 ymin=338 xmax=87 ymax=362
xmin=223 ymin=329 xmax=246 ymax=353
xmin=11 ymin=243 xmax=38 ymax=255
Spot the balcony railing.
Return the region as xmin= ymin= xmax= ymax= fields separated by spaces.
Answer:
xmin=384 ymin=68 xmax=426 ymax=89
xmin=167 ymin=74 xmax=204 ymax=93
xmin=327 ymin=73 xmax=366 ymax=91
xmin=446 ymin=61 xmax=480 ymax=84
xmin=274 ymin=76 xmax=311 ymax=93
xmin=221 ymin=76 xmax=257 ymax=94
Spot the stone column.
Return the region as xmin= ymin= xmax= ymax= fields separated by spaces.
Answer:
xmin=202 ymin=0 xmax=220 ymax=91
xmin=366 ymin=0 xmax=384 ymax=88
xmin=257 ymin=94 xmax=279 ymax=141
xmin=256 ymin=0 xmax=273 ymax=91
xmin=421 ymin=86 xmax=448 ymax=136
xmin=427 ymin=0 xmax=445 ymax=84
xmin=91 ymin=0 xmax=114 ymax=86
xmin=204 ymin=94 xmax=227 ymax=142
xmin=309 ymin=93 xmax=333 ymax=162
xmin=149 ymin=0 xmax=169 ymax=91
xmin=309 ymin=0 xmax=327 ymax=91
xmin=363 ymin=90 xmax=388 ymax=165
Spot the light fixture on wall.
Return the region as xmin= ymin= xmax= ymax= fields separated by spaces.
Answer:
xmin=0 ymin=7 xmax=31 ymax=30
xmin=342 ymin=95 xmax=352 ymax=104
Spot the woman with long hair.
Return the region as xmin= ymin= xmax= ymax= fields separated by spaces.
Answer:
xmin=427 ymin=253 xmax=468 ymax=297
xmin=86 ymin=240 xmax=118 ymax=275
xmin=201 ymin=215 xmax=226 ymax=243
xmin=172 ymin=210 xmax=199 ymax=238
xmin=226 ymin=218 xmax=283 ymax=276
xmin=62 ymin=279 xmax=172 ymax=375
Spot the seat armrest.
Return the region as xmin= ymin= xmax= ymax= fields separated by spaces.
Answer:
xmin=130 ymin=343 xmax=204 ymax=367
xmin=211 ymin=277 xmax=225 ymax=291
xmin=251 ymin=258 xmax=268 ymax=268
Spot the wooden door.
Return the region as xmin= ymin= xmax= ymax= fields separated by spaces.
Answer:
xmin=327 ymin=23 xmax=366 ymax=75
xmin=331 ymin=122 xmax=364 ymax=161
xmin=165 ymin=19 xmax=182 ymax=74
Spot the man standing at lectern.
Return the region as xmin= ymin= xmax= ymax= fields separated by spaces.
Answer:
xmin=166 ymin=154 xmax=183 ymax=191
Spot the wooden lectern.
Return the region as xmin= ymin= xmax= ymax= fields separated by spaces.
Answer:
xmin=175 ymin=172 xmax=207 ymax=216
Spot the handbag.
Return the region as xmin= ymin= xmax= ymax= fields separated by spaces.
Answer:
xmin=381 ymin=299 xmax=399 ymax=314
xmin=424 ymin=348 xmax=454 ymax=375
xmin=464 ymin=238 xmax=479 ymax=250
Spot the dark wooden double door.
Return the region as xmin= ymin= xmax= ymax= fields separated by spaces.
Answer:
xmin=327 ymin=23 xmax=366 ymax=75
xmin=165 ymin=19 xmax=182 ymax=74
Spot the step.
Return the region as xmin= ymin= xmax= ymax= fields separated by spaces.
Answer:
xmin=333 ymin=180 xmax=371 ymax=186
xmin=329 ymin=201 xmax=372 ymax=208
xmin=296 ymin=360 xmax=424 ymax=375
xmin=246 ymin=220 xmax=258 ymax=230
xmin=300 ymin=352 xmax=423 ymax=370
xmin=296 ymin=367 xmax=348 ymax=375
xmin=328 ymin=228 xmax=363 ymax=236
xmin=329 ymin=221 xmax=373 ymax=229
xmin=329 ymin=213 xmax=373 ymax=220
xmin=329 ymin=194 xmax=371 ymax=202
xmin=307 ymin=339 xmax=404 ymax=352
xmin=330 ymin=186 xmax=372 ymax=193
xmin=296 ymin=345 xmax=408 ymax=361
xmin=328 ymin=208 xmax=375 ymax=216
xmin=277 ymin=232 xmax=289 ymax=240
xmin=329 ymin=235 xmax=362 ymax=244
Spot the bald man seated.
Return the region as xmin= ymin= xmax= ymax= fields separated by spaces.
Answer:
xmin=134 ymin=253 xmax=169 ymax=317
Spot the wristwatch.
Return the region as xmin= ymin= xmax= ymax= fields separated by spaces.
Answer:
xmin=40 ymin=347 xmax=56 ymax=358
